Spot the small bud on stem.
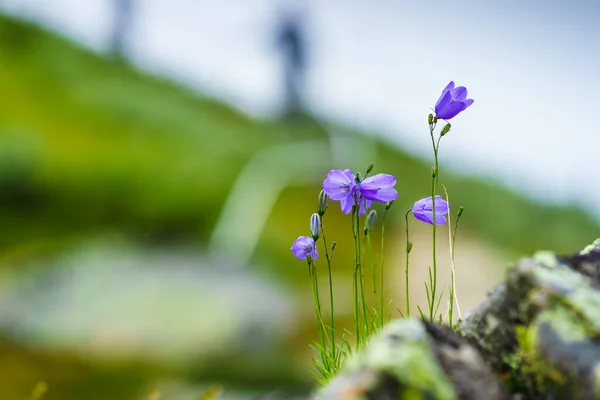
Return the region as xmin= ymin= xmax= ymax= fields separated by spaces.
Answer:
xmin=441 ymin=123 xmax=451 ymax=136
xmin=364 ymin=210 xmax=378 ymax=234
xmin=318 ymin=190 xmax=328 ymax=216
xmin=310 ymin=213 xmax=321 ymax=241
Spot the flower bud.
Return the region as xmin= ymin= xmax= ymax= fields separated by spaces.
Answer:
xmin=385 ymin=200 xmax=395 ymax=210
xmin=428 ymin=113 xmax=434 ymax=125
xmin=310 ymin=213 xmax=321 ymax=241
xmin=366 ymin=164 xmax=374 ymax=175
xmin=457 ymin=206 xmax=464 ymax=218
xmin=331 ymin=241 xmax=337 ymax=252
xmin=318 ymin=190 xmax=328 ymax=216
xmin=441 ymin=123 xmax=451 ymax=136
xmin=364 ymin=210 xmax=378 ymax=234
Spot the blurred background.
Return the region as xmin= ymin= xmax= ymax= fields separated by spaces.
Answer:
xmin=0 ymin=0 xmax=598 ymax=399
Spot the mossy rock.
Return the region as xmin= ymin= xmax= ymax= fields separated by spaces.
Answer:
xmin=318 ymin=319 xmax=508 ymax=400
xmin=460 ymin=239 xmax=600 ymax=399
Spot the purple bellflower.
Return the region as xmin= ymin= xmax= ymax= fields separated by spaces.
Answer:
xmin=412 ymin=196 xmax=450 ymax=225
xmin=322 ymin=169 xmax=398 ymax=215
xmin=291 ymin=236 xmax=318 ymax=260
xmin=435 ymin=81 xmax=474 ymax=120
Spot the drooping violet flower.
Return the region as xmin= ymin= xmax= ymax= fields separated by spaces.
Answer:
xmin=412 ymin=196 xmax=450 ymax=225
xmin=434 ymin=81 xmax=474 ymax=120
xmin=322 ymin=169 xmax=398 ymax=215
xmin=291 ymin=236 xmax=318 ymax=260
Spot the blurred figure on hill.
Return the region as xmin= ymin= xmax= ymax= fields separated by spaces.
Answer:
xmin=276 ymin=6 xmax=308 ymax=118
xmin=111 ymin=0 xmax=134 ymax=60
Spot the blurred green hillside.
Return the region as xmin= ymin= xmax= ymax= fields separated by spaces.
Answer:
xmin=0 ymin=14 xmax=596 ymax=267
xmin=0 ymin=13 xmax=598 ymax=399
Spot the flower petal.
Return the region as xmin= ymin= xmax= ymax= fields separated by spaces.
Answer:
xmin=291 ymin=236 xmax=314 ymax=260
xmin=340 ymin=195 xmax=355 ymax=214
xmin=413 ymin=211 xmax=447 ymax=225
xmin=463 ymin=98 xmax=474 ymax=109
xmin=413 ymin=210 xmax=434 ymax=224
xmin=412 ymin=197 xmax=431 ymax=213
xmin=362 ymin=187 xmax=398 ymax=203
xmin=451 ymin=86 xmax=467 ymax=101
xmin=432 ymin=196 xmax=450 ymax=214
xmin=310 ymin=246 xmax=319 ymax=260
xmin=360 ymin=174 xmax=398 ymax=203
xmin=436 ymin=101 xmax=466 ymax=120
xmin=434 ymin=213 xmax=448 ymax=225
xmin=358 ymin=198 xmax=372 ymax=216
xmin=434 ymin=90 xmax=453 ymax=114
xmin=323 ymin=169 xmax=354 ymax=200
xmin=361 ymin=174 xmax=397 ymax=189
xmin=343 ymin=169 xmax=355 ymax=181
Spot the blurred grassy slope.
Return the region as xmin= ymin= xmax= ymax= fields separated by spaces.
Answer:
xmin=0 ymin=14 xmax=597 ymax=272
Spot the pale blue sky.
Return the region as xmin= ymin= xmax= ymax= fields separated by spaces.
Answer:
xmin=3 ymin=0 xmax=600 ymax=215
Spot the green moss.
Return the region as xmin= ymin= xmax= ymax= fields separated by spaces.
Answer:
xmin=580 ymin=238 xmax=600 ymax=255
xmin=348 ymin=320 xmax=456 ymax=400
xmin=536 ymin=307 xmax=588 ymax=342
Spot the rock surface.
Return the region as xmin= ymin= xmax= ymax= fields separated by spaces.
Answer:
xmin=318 ymin=238 xmax=600 ymax=399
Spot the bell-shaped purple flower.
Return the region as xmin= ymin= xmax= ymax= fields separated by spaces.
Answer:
xmin=434 ymin=81 xmax=474 ymax=120
xmin=412 ymin=196 xmax=450 ymax=225
xmin=291 ymin=236 xmax=318 ymax=260
xmin=322 ymin=169 xmax=398 ymax=215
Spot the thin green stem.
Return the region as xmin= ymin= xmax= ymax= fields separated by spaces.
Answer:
xmin=380 ymin=208 xmax=388 ymax=322
xmin=308 ymin=258 xmax=326 ymax=349
xmin=357 ymin=212 xmax=368 ymax=339
xmin=367 ymin=233 xmax=375 ymax=298
xmin=429 ymin=121 xmax=439 ymax=322
xmin=320 ymin=221 xmax=335 ymax=355
xmin=404 ymin=210 xmax=411 ymax=317
xmin=352 ymin=194 xmax=369 ymax=344
xmin=351 ymin=207 xmax=361 ymax=347
xmin=449 ymin=206 xmax=464 ymax=327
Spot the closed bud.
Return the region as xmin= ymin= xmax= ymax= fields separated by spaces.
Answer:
xmin=355 ymin=172 xmax=362 ymax=183
xmin=441 ymin=123 xmax=451 ymax=136
xmin=407 ymin=242 xmax=413 ymax=254
xmin=385 ymin=200 xmax=395 ymax=210
xmin=331 ymin=242 xmax=337 ymax=251
xmin=310 ymin=213 xmax=321 ymax=241
xmin=428 ymin=113 xmax=434 ymax=125
xmin=366 ymin=164 xmax=374 ymax=175
xmin=364 ymin=210 xmax=378 ymax=234
xmin=431 ymin=166 xmax=437 ymax=178
xmin=457 ymin=206 xmax=464 ymax=218
xmin=318 ymin=190 xmax=328 ymax=216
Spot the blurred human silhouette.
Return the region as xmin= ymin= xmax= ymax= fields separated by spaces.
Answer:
xmin=276 ymin=8 xmax=307 ymax=118
xmin=111 ymin=0 xmax=134 ymax=60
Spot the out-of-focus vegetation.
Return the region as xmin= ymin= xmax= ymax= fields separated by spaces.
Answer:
xmin=0 ymin=13 xmax=597 ymax=400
